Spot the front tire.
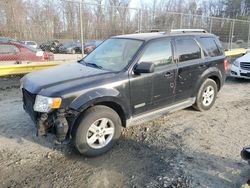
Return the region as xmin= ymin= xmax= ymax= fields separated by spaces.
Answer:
xmin=72 ymin=105 xmax=122 ymax=157
xmin=193 ymin=78 xmax=218 ymax=111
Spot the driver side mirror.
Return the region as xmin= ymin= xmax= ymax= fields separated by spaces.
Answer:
xmin=134 ymin=62 xmax=155 ymax=74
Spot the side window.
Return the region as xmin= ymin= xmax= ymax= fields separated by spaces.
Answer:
xmin=0 ymin=44 xmax=19 ymax=54
xmin=199 ymin=37 xmax=223 ymax=57
xmin=175 ymin=38 xmax=201 ymax=62
xmin=139 ymin=39 xmax=173 ymax=67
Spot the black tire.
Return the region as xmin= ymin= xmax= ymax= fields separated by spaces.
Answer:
xmin=193 ymin=78 xmax=218 ymax=111
xmin=72 ymin=105 xmax=122 ymax=157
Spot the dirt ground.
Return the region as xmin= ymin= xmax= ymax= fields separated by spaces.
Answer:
xmin=0 ymin=75 xmax=250 ymax=188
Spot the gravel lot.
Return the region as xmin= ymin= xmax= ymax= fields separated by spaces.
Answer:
xmin=0 ymin=75 xmax=250 ymax=188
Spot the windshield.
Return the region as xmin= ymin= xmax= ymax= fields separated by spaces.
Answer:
xmin=27 ymin=41 xmax=36 ymax=45
xmin=82 ymin=38 xmax=143 ymax=71
xmin=22 ymin=43 xmax=39 ymax=52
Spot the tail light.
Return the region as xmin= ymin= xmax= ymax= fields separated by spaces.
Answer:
xmin=224 ymin=58 xmax=228 ymax=72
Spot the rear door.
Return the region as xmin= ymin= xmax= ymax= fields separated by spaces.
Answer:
xmin=173 ymin=36 xmax=205 ymax=102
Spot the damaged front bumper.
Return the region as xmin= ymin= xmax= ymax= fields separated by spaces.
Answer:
xmin=37 ymin=109 xmax=69 ymax=142
xmin=22 ymin=89 xmax=76 ymax=142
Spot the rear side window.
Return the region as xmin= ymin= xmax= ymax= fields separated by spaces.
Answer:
xmin=139 ymin=39 xmax=173 ymax=67
xmin=0 ymin=44 xmax=19 ymax=54
xmin=175 ymin=38 xmax=201 ymax=62
xmin=27 ymin=42 xmax=36 ymax=45
xmin=199 ymin=37 xmax=223 ymax=57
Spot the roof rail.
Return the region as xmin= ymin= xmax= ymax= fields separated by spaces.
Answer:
xmin=134 ymin=29 xmax=168 ymax=34
xmin=171 ymin=29 xmax=208 ymax=34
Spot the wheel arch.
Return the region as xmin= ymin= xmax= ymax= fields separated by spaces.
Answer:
xmin=69 ymin=97 xmax=129 ymax=137
xmin=192 ymin=67 xmax=223 ymax=98
xmin=208 ymin=75 xmax=221 ymax=91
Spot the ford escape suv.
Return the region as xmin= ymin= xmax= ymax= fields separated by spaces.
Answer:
xmin=21 ymin=30 xmax=227 ymax=156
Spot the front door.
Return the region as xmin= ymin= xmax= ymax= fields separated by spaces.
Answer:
xmin=129 ymin=38 xmax=177 ymax=115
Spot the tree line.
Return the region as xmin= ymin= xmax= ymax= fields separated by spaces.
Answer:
xmin=0 ymin=0 xmax=249 ymax=43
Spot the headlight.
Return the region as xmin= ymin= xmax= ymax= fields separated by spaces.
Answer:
xmin=34 ymin=95 xmax=62 ymax=112
xmin=233 ymin=60 xmax=240 ymax=67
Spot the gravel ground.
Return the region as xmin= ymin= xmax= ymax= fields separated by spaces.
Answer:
xmin=0 ymin=76 xmax=250 ymax=188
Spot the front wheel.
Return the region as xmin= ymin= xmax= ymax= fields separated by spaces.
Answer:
xmin=72 ymin=105 xmax=122 ymax=157
xmin=193 ymin=78 xmax=218 ymax=111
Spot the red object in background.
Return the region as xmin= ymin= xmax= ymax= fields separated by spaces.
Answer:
xmin=0 ymin=42 xmax=54 ymax=62
xmin=83 ymin=40 xmax=103 ymax=54
xmin=84 ymin=45 xmax=96 ymax=54
xmin=224 ymin=58 xmax=228 ymax=72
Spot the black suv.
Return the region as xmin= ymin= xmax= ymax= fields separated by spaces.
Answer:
xmin=21 ymin=31 xmax=227 ymax=156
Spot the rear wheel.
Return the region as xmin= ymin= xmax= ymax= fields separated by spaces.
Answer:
xmin=193 ymin=78 xmax=218 ymax=111
xmin=72 ymin=105 xmax=122 ymax=157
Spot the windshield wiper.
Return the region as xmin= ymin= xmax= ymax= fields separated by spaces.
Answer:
xmin=85 ymin=62 xmax=103 ymax=70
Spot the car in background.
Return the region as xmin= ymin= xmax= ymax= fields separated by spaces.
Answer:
xmin=58 ymin=41 xmax=82 ymax=54
xmin=22 ymin=41 xmax=38 ymax=49
xmin=0 ymin=41 xmax=54 ymax=62
xmin=84 ymin=40 xmax=103 ymax=54
xmin=39 ymin=40 xmax=61 ymax=53
xmin=230 ymin=52 xmax=250 ymax=79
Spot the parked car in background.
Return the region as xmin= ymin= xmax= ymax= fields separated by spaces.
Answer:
xmin=0 ymin=41 xmax=54 ymax=62
xmin=84 ymin=40 xmax=103 ymax=54
xmin=22 ymin=41 xmax=38 ymax=49
xmin=230 ymin=52 xmax=250 ymax=79
xmin=58 ymin=41 xmax=82 ymax=54
xmin=40 ymin=40 xmax=61 ymax=53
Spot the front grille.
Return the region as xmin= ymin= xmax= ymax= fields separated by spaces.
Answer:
xmin=240 ymin=73 xmax=250 ymax=77
xmin=240 ymin=62 xmax=250 ymax=71
xmin=22 ymin=89 xmax=38 ymax=122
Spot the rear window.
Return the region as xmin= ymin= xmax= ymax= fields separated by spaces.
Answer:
xmin=0 ymin=44 xmax=19 ymax=54
xmin=27 ymin=42 xmax=36 ymax=45
xmin=175 ymin=38 xmax=201 ymax=62
xmin=199 ymin=37 xmax=223 ymax=57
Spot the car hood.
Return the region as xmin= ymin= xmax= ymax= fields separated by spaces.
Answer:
xmin=237 ymin=52 xmax=250 ymax=62
xmin=21 ymin=63 xmax=112 ymax=96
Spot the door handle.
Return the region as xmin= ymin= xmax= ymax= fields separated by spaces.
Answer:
xmin=164 ymin=72 xmax=173 ymax=78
